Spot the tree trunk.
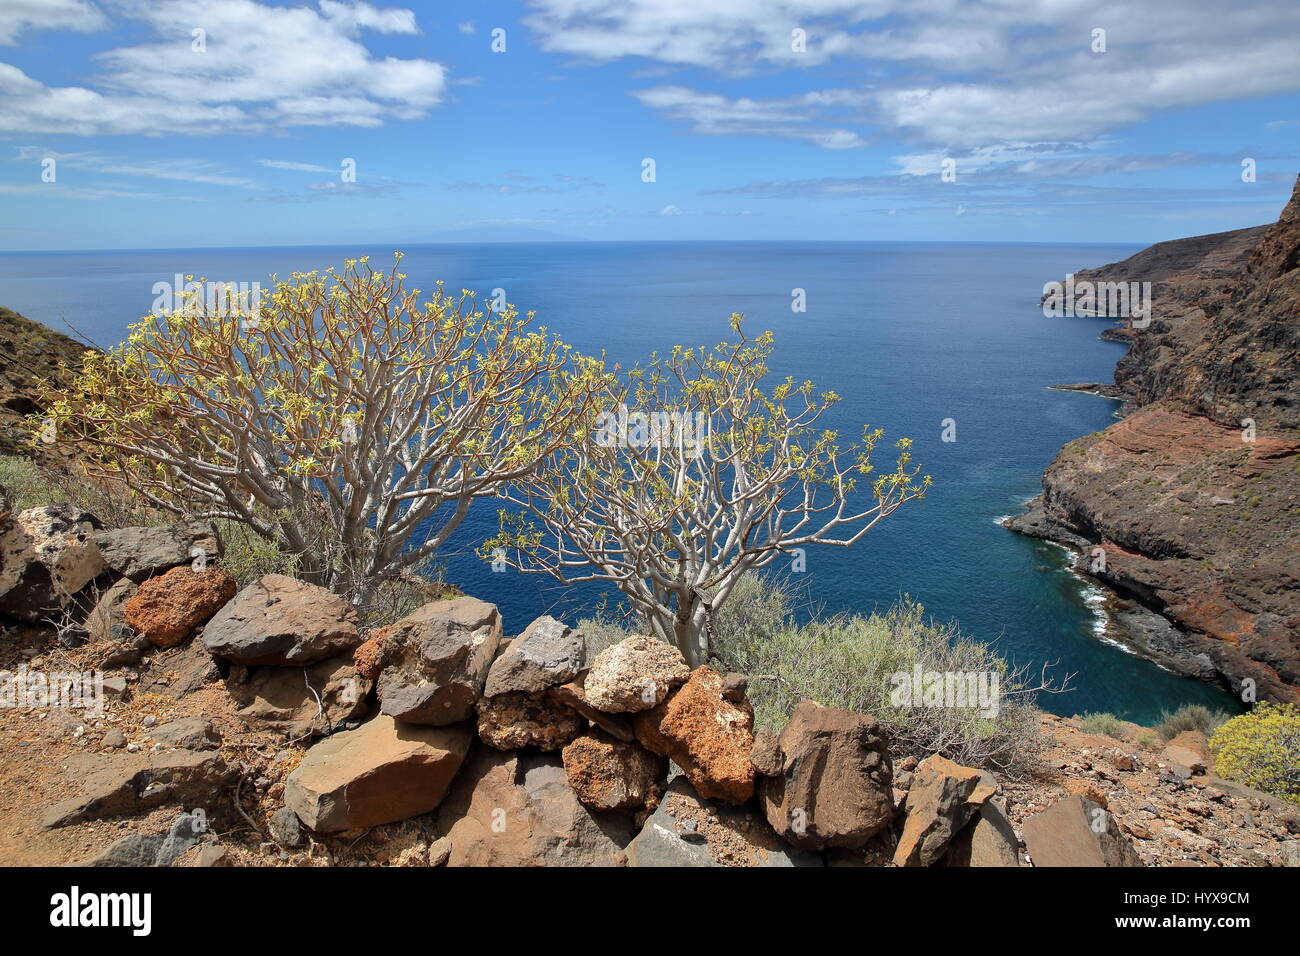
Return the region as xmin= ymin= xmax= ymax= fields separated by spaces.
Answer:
xmin=674 ymin=614 xmax=704 ymax=669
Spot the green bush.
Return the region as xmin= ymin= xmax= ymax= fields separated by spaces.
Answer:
xmin=0 ymin=454 xmax=159 ymax=527
xmin=706 ymin=574 xmax=1048 ymax=775
xmin=1209 ymin=703 xmax=1300 ymax=804
xmin=1156 ymin=703 xmax=1230 ymax=742
xmin=1078 ymin=712 xmax=1127 ymax=738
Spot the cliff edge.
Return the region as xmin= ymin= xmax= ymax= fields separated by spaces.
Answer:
xmin=1011 ymin=175 xmax=1300 ymax=704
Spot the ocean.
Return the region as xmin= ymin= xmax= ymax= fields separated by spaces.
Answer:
xmin=0 ymin=240 xmax=1242 ymax=722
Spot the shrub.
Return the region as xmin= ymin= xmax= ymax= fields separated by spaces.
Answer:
xmin=35 ymin=256 xmax=603 ymax=607
xmin=1209 ymin=703 xmax=1300 ymax=805
xmin=706 ymin=574 xmax=1049 ymax=775
xmin=1078 ymin=712 xmax=1127 ymax=738
xmin=0 ymin=455 xmax=159 ymax=526
xmin=1156 ymin=703 xmax=1230 ymax=742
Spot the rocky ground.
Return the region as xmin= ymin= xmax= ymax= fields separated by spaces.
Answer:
xmin=1 ymin=501 xmax=1297 ymax=868
xmin=1010 ymin=174 xmax=1300 ymax=704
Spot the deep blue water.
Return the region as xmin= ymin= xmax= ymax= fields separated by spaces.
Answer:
xmin=0 ymin=241 xmax=1241 ymax=721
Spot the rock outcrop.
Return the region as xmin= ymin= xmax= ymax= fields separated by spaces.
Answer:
xmin=561 ymin=729 xmax=665 ymax=810
xmin=483 ymin=615 xmax=586 ymax=696
xmin=1013 ymin=174 xmax=1300 ymax=703
xmin=1022 ymin=795 xmax=1143 ymax=867
xmin=437 ymin=747 xmax=633 ymax=867
xmin=0 ymin=304 xmax=90 ymax=457
xmin=759 ymin=699 xmax=895 ymax=850
xmin=0 ymin=504 xmax=105 ymax=622
xmin=227 ymin=655 xmax=371 ymax=738
xmin=633 ymin=666 xmax=756 ymax=804
xmin=584 ymin=635 xmax=690 ymax=712
xmin=626 ymin=778 xmax=822 ymax=867
xmin=93 ymin=523 xmax=219 ymax=582
xmin=893 ymin=754 xmax=996 ymax=867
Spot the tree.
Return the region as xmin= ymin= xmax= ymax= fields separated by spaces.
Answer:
xmin=485 ymin=316 xmax=929 ymax=667
xmin=36 ymin=255 xmax=604 ymax=608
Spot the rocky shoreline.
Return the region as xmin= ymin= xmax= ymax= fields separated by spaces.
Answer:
xmin=1008 ymin=175 xmax=1300 ymax=705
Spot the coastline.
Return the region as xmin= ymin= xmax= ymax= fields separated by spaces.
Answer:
xmin=1002 ymin=499 xmax=1226 ymax=687
xmin=1006 ymin=180 xmax=1300 ymax=705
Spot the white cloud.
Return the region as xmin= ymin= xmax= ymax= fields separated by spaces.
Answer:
xmin=0 ymin=183 xmax=191 ymax=201
xmin=528 ymin=0 xmax=1300 ymax=150
xmin=458 ymin=21 xmax=476 ymax=34
xmin=658 ymin=203 xmax=682 ymax=215
xmin=0 ymin=0 xmax=447 ymax=136
xmin=100 ymin=159 xmax=259 ymax=188
xmin=634 ymin=85 xmax=867 ymax=148
xmin=0 ymin=0 xmax=105 ymax=46
xmin=9 ymin=145 xmax=258 ymax=187
xmin=258 ymin=159 xmax=334 ymax=172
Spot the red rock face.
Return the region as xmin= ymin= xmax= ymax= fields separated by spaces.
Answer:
xmin=123 ymin=566 xmax=236 ymax=648
xmin=1020 ymin=174 xmax=1300 ymax=704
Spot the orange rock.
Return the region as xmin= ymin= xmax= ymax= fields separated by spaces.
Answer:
xmin=353 ymin=631 xmax=386 ymax=680
xmin=1064 ymin=778 xmax=1109 ymax=809
xmin=285 ymin=714 xmax=472 ymax=832
xmin=633 ymin=666 xmax=755 ymax=804
xmin=124 ymin=566 xmax=236 ymax=648
xmin=562 ymin=729 xmax=665 ymax=810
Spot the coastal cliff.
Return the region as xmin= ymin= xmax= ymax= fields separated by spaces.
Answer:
xmin=1011 ymin=175 xmax=1300 ymax=704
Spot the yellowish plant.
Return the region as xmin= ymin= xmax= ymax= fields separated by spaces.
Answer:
xmin=35 ymin=254 xmax=605 ymax=606
xmin=485 ymin=316 xmax=928 ymax=666
xmin=1209 ymin=703 xmax=1300 ymax=804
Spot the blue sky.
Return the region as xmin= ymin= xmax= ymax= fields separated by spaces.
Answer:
xmin=2 ymin=0 xmax=1298 ymax=250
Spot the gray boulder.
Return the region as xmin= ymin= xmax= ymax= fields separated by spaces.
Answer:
xmin=484 ymin=615 xmax=587 ymax=696
xmin=1022 ymin=795 xmax=1144 ymax=867
xmin=43 ymin=750 xmax=236 ymax=829
xmin=203 ymin=574 xmax=360 ymax=665
xmin=438 ymin=747 xmax=633 ymax=867
xmin=375 ymin=596 xmax=501 ymax=725
xmin=84 ymin=576 xmax=138 ymax=643
xmin=227 ymin=655 xmax=370 ymax=738
xmin=627 ymin=778 xmax=822 ymax=867
xmin=0 ymin=504 xmax=105 ymax=622
xmin=942 ymin=802 xmax=1021 ymax=867
xmin=93 ymin=523 xmax=219 ymax=582
xmin=146 ymin=716 xmax=221 ymax=751
xmin=87 ymin=811 xmax=209 ymax=867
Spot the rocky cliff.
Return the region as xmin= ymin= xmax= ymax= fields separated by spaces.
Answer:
xmin=0 ymin=306 xmax=91 ymax=457
xmin=1011 ymin=176 xmax=1300 ymax=704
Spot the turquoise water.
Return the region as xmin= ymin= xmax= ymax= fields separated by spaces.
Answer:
xmin=0 ymin=241 xmax=1242 ymax=722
